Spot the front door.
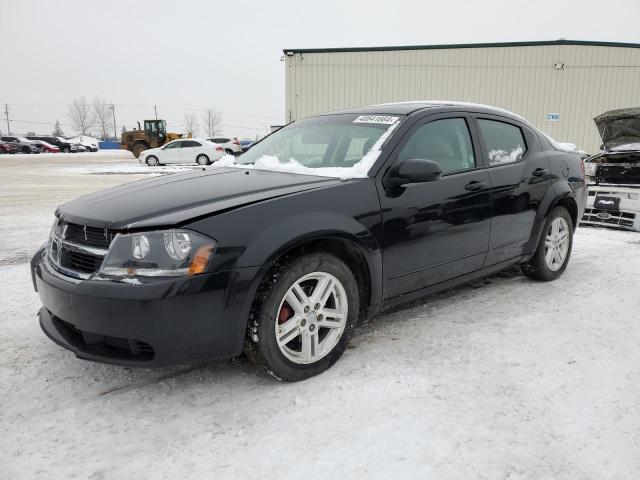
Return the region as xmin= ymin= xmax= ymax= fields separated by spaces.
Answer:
xmin=378 ymin=115 xmax=492 ymax=299
xmin=161 ymin=140 xmax=183 ymax=163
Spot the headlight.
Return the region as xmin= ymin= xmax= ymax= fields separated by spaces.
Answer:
xmin=584 ymin=162 xmax=597 ymax=176
xmin=99 ymin=229 xmax=215 ymax=278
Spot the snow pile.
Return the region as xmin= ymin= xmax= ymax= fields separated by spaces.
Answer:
xmin=488 ymin=146 xmax=524 ymax=164
xmin=212 ymin=122 xmax=400 ymax=180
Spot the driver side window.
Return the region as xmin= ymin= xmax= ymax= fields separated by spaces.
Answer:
xmin=398 ymin=118 xmax=475 ymax=174
xmin=165 ymin=141 xmax=182 ymax=149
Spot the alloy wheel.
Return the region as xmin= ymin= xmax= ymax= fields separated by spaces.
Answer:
xmin=545 ymin=217 xmax=570 ymax=271
xmin=275 ymin=272 xmax=348 ymax=365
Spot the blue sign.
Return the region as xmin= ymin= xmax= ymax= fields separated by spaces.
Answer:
xmin=547 ymin=113 xmax=560 ymax=122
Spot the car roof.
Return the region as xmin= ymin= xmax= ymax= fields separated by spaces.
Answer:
xmin=318 ymin=100 xmax=529 ymax=124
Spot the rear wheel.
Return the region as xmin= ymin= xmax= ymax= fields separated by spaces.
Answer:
xmin=145 ymin=155 xmax=159 ymax=167
xmin=196 ymin=154 xmax=210 ymax=166
xmin=63 ymin=146 xmax=70 ymax=153
xmin=132 ymin=143 xmax=147 ymax=158
xmin=22 ymin=146 xmax=30 ymax=154
xmin=225 ymin=148 xmax=234 ymax=156
xmin=245 ymin=252 xmax=359 ymax=381
xmin=523 ymin=206 xmax=573 ymax=281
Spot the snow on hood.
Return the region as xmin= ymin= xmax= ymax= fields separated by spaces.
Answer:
xmin=594 ymin=108 xmax=640 ymax=151
xmin=212 ymin=121 xmax=400 ymax=180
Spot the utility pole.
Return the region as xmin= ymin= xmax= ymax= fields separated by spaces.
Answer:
xmin=154 ymin=105 xmax=158 ymax=120
xmin=110 ymin=104 xmax=117 ymax=141
xmin=4 ymin=104 xmax=10 ymax=136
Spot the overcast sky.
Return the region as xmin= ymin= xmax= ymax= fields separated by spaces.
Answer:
xmin=1 ymin=0 xmax=639 ymax=139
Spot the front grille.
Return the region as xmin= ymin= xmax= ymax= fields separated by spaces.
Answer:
xmin=64 ymin=223 xmax=114 ymax=248
xmin=581 ymin=208 xmax=637 ymax=229
xmin=49 ymin=221 xmax=117 ymax=278
xmin=63 ymin=249 xmax=104 ymax=274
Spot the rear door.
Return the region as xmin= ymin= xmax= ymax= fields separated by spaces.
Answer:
xmin=181 ymin=140 xmax=201 ymax=163
xmin=378 ymin=114 xmax=492 ymax=298
xmin=472 ymin=115 xmax=553 ymax=265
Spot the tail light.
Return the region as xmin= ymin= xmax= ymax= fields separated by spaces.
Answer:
xmin=232 ymin=139 xmax=240 ymax=145
xmin=579 ymin=159 xmax=585 ymax=179
xmin=215 ymin=146 xmax=223 ymax=152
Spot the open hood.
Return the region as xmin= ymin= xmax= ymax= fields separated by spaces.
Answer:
xmin=594 ymin=108 xmax=640 ymax=151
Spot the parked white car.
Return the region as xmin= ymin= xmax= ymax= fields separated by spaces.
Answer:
xmin=66 ymin=136 xmax=99 ymax=152
xmin=138 ymin=139 xmax=225 ymax=166
xmin=206 ymin=137 xmax=243 ymax=155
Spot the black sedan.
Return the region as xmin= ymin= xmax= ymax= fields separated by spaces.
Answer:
xmin=31 ymin=102 xmax=587 ymax=381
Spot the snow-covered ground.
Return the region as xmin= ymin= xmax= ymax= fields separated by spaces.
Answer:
xmin=1 ymin=155 xmax=639 ymax=479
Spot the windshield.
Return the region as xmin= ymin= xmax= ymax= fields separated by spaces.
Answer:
xmin=221 ymin=114 xmax=401 ymax=179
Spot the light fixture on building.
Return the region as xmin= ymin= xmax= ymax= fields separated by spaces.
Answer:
xmin=554 ymin=63 xmax=566 ymax=70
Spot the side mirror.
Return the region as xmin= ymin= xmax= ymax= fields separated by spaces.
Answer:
xmin=386 ymin=158 xmax=442 ymax=187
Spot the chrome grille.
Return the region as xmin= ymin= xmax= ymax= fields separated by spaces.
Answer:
xmin=581 ymin=208 xmax=637 ymax=230
xmin=48 ymin=221 xmax=115 ymax=278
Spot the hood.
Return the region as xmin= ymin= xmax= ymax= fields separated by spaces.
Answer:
xmin=57 ymin=168 xmax=341 ymax=230
xmin=594 ymin=108 xmax=640 ymax=151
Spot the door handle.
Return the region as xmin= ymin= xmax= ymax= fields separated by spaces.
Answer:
xmin=532 ymin=167 xmax=550 ymax=177
xmin=465 ymin=180 xmax=488 ymax=191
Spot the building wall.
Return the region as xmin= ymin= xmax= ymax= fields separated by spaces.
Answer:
xmin=284 ymin=44 xmax=640 ymax=153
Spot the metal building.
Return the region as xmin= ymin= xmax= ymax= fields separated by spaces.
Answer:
xmin=283 ymin=40 xmax=640 ymax=153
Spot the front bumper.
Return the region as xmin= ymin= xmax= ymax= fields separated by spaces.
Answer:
xmin=31 ymin=247 xmax=260 ymax=367
xmin=582 ymin=185 xmax=640 ymax=231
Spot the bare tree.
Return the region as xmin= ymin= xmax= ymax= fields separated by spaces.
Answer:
xmin=93 ymin=96 xmax=113 ymax=140
xmin=183 ymin=112 xmax=199 ymax=136
xmin=203 ymin=108 xmax=223 ymax=137
xmin=68 ymin=97 xmax=94 ymax=135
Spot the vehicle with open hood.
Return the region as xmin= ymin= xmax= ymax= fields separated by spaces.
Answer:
xmin=31 ymin=102 xmax=587 ymax=381
xmin=582 ymin=108 xmax=640 ymax=231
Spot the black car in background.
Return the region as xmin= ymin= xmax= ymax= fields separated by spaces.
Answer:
xmin=31 ymin=102 xmax=587 ymax=381
xmin=27 ymin=136 xmax=81 ymax=153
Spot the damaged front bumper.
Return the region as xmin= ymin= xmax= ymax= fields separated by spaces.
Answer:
xmin=582 ymin=184 xmax=640 ymax=231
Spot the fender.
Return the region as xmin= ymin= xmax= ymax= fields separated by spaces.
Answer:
xmin=237 ymin=212 xmax=383 ymax=309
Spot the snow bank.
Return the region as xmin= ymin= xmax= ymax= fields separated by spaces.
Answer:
xmin=212 ymin=121 xmax=400 ymax=180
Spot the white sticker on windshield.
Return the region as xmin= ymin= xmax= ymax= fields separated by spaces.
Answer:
xmin=353 ymin=115 xmax=399 ymax=125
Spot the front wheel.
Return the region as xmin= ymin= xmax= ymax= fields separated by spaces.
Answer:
xmin=145 ymin=155 xmax=159 ymax=167
xmin=132 ymin=143 xmax=147 ymax=158
xmin=245 ymin=253 xmax=359 ymax=381
xmin=523 ymin=206 xmax=573 ymax=281
xmin=196 ymin=154 xmax=210 ymax=166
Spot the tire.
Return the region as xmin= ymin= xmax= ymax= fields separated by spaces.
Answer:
xmin=132 ymin=143 xmax=147 ymax=158
xmin=523 ymin=206 xmax=573 ymax=281
xmin=22 ymin=146 xmax=30 ymax=154
xmin=145 ymin=155 xmax=159 ymax=167
xmin=196 ymin=154 xmax=210 ymax=166
xmin=224 ymin=148 xmax=234 ymax=156
xmin=245 ymin=252 xmax=359 ymax=381
xmin=63 ymin=147 xmax=70 ymax=153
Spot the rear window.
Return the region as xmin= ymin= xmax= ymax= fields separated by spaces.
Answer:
xmin=478 ymin=119 xmax=527 ymax=165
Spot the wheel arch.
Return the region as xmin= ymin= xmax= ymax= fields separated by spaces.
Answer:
xmin=253 ymin=232 xmax=381 ymax=319
xmin=526 ymin=187 xmax=578 ymax=256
